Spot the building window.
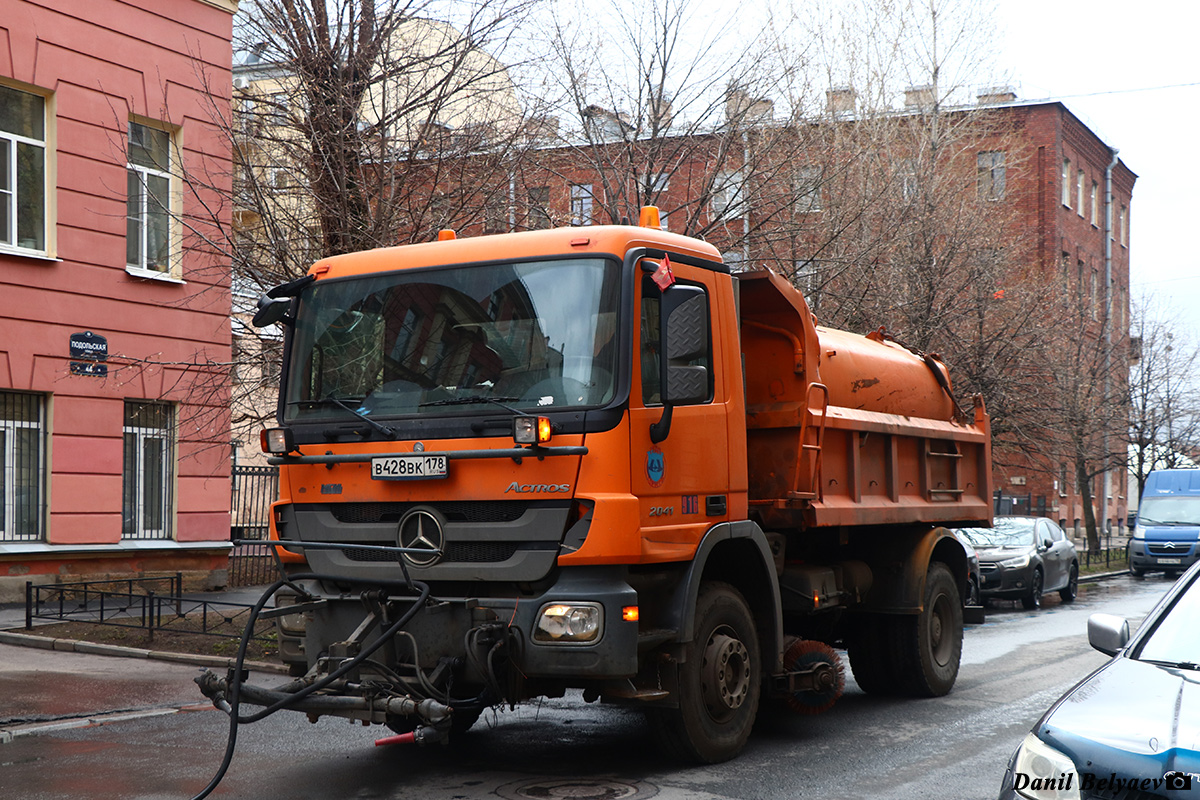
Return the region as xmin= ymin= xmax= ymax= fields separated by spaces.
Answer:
xmin=570 ymin=183 xmax=594 ymax=225
xmin=899 ymin=159 xmax=919 ymax=201
xmin=483 ymin=192 xmax=509 ymax=234
xmin=126 ymin=121 xmax=176 ymax=277
xmin=1090 ymin=181 xmax=1099 ymax=227
xmin=1120 ymin=205 xmax=1128 ymax=247
xmin=1076 ymin=169 xmax=1085 ymax=217
xmin=0 ymin=391 xmax=45 ymax=542
xmin=711 ymin=170 xmax=744 ymax=220
xmin=1061 ymin=158 xmax=1071 ymax=207
xmin=977 ymin=151 xmax=1006 ymax=200
xmin=794 ymin=165 xmax=823 ymax=212
xmin=643 ymin=173 xmax=670 ymax=230
xmin=527 ymin=186 xmax=550 ymax=229
xmin=0 ymin=84 xmax=47 ymax=253
xmin=122 ymin=401 xmax=175 ymax=540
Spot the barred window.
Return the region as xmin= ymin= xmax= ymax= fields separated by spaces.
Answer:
xmin=0 ymin=391 xmax=45 ymax=542
xmin=122 ymin=401 xmax=175 ymax=539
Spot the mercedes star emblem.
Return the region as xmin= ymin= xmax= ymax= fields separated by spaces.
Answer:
xmin=397 ymin=508 xmax=444 ymax=567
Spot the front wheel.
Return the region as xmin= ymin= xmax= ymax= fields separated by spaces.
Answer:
xmin=648 ymin=582 xmax=761 ymax=763
xmin=893 ymin=563 xmax=963 ymax=697
xmin=1021 ymin=569 xmax=1043 ymax=610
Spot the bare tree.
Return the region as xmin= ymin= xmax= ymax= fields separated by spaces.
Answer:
xmin=1128 ymin=298 xmax=1200 ymax=503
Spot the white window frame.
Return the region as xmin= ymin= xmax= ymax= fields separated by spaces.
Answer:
xmin=0 ymin=84 xmax=47 ymax=255
xmin=794 ymin=166 xmax=823 ymax=213
xmin=1076 ymin=169 xmax=1085 ymax=217
xmin=1061 ymin=158 xmax=1071 ymax=207
xmin=122 ymin=402 xmax=174 ymax=540
xmin=126 ymin=120 xmax=180 ymax=281
xmin=1090 ymin=182 xmax=1099 ymax=227
xmin=1 ymin=393 xmax=45 ymax=542
xmin=570 ymin=183 xmax=594 ymax=225
xmin=977 ymin=151 xmax=1006 ymax=201
xmin=711 ymin=170 xmax=745 ymax=219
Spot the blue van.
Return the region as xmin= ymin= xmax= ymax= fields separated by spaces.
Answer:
xmin=1129 ymin=469 xmax=1200 ymax=576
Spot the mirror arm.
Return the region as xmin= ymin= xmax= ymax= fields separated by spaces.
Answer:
xmin=649 ymin=403 xmax=673 ymax=444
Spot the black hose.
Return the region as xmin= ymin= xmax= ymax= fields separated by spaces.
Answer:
xmin=190 ymin=572 xmax=429 ymax=800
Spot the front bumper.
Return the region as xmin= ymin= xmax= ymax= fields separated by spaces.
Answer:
xmin=1128 ymin=538 xmax=1199 ymax=572
xmin=291 ymin=565 xmax=640 ymax=681
xmin=978 ymin=563 xmax=1033 ymax=599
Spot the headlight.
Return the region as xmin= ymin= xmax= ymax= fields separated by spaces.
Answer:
xmin=1132 ymin=525 xmax=1145 ymax=541
xmin=999 ymin=553 xmax=1031 ymax=569
xmin=533 ymin=603 xmax=602 ymax=643
xmin=1011 ymin=733 xmax=1080 ymax=800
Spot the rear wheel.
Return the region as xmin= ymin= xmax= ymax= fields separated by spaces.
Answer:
xmin=648 ymin=582 xmax=761 ymax=763
xmin=1021 ymin=569 xmax=1043 ymax=610
xmin=893 ymin=563 xmax=962 ymax=697
xmin=1059 ymin=564 xmax=1078 ymax=603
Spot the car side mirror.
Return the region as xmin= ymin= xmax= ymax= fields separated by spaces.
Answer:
xmin=1042 ymin=538 xmax=1053 ymax=550
xmin=1087 ymin=613 xmax=1129 ymax=656
xmin=649 ymin=283 xmax=709 ymax=443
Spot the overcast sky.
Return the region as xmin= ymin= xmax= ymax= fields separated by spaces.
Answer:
xmin=997 ymin=0 xmax=1200 ymax=341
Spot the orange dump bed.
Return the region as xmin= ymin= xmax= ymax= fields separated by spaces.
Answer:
xmin=738 ymin=270 xmax=992 ymax=531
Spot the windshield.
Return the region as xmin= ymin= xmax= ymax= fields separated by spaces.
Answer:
xmin=956 ymin=518 xmax=1036 ymax=548
xmin=284 ymin=258 xmax=620 ymax=423
xmin=1137 ymin=496 xmax=1200 ymax=526
xmin=1136 ymin=570 xmax=1200 ymax=665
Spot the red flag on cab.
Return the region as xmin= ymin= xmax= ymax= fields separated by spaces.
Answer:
xmin=651 ymin=254 xmax=675 ymax=290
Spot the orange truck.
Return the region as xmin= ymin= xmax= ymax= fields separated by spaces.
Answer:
xmin=212 ymin=209 xmax=991 ymax=763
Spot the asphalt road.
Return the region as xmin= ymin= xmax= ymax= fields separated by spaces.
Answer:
xmin=0 ymin=573 xmax=1178 ymax=800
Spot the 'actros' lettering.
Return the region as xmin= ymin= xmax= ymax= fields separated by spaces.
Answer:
xmin=505 ymin=482 xmax=571 ymax=493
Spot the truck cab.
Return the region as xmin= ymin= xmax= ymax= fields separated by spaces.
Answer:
xmin=1130 ymin=469 xmax=1200 ymax=577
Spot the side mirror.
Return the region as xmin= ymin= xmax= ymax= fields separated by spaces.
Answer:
xmin=1042 ymin=538 xmax=1053 ymax=550
xmin=649 ymin=284 xmax=709 ymax=443
xmin=660 ymin=286 xmax=709 ymax=405
xmin=252 ymin=294 xmax=292 ymax=327
xmin=1087 ymin=613 xmax=1129 ymax=656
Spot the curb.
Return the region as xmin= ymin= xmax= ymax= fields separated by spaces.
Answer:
xmin=0 ymin=630 xmax=289 ymax=674
xmin=1079 ymin=569 xmax=1130 ymax=584
xmin=0 ymin=703 xmax=213 ymax=744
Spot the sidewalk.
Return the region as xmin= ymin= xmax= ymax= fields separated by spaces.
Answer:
xmin=0 ymin=583 xmax=286 ymax=674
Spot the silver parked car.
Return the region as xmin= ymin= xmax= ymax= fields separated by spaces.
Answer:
xmin=998 ymin=559 xmax=1200 ymax=799
xmin=956 ymin=516 xmax=1079 ymax=609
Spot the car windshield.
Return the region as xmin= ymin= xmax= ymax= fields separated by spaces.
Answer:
xmin=956 ymin=519 xmax=1035 ymax=548
xmin=1137 ymin=496 xmax=1200 ymax=526
xmin=283 ymin=258 xmax=620 ymax=423
xmin=1135 ymin=571 xmax=1200 ymax=666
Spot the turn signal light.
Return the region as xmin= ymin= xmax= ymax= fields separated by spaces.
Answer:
xmin=513 ymin=416 xmax=552 ymax=444
xmin=621 ymin=606 xmax=639 ymax=622
xmin=260 ymin=427 xmax=296 ymax=454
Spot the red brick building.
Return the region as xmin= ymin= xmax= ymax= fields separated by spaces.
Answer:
xmin=0 ymin=0 xmax=238 ymax=599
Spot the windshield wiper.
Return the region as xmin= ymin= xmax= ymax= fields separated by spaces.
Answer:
xmin=291 ymin=396 xmax=397 ymax=439
xmin=420 ymin=396 xmax=524 ymax=414
xmin=1141 ymin=659 xmax=1200 ymax=671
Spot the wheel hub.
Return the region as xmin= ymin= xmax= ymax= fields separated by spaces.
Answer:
xmin=701 ymin=627 xmax=750 ymax=718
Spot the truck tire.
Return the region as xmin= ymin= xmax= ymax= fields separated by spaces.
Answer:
xmin=847 ymin=614 xmax=900 ymax=695
xmin=894 ymin=563 xmax=962 ymax=697
xmin=648 ymin=582 xmax=761 ymax=763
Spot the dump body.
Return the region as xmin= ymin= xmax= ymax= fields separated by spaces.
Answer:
xmin=210 ymin=218 xmax=993 ymax=770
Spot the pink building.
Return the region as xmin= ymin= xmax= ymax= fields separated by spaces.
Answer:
xmin=0 ymin=0 xmax=237 ymax=599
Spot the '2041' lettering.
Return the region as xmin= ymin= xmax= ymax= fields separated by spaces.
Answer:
xmin=649 ymin=506 xmax=674 ymax=517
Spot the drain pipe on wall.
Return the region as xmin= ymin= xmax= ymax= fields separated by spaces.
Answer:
xmin=1101 ymin=147 xmax=1120 ymax=536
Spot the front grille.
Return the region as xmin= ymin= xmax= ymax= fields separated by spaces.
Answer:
xmin=1147 ymin=543 xmax=1192 ymax=555
xmin=330 ymin=501 xmax=533 ymax=525
xmin=343 ymin=541 xmax=524 ymax=564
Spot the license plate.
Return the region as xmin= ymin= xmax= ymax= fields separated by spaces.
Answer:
xmin=371 ymin=455 xmax=448 ymax=480
xmin=1156 ymin=557 xmax=1183 ymax=565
